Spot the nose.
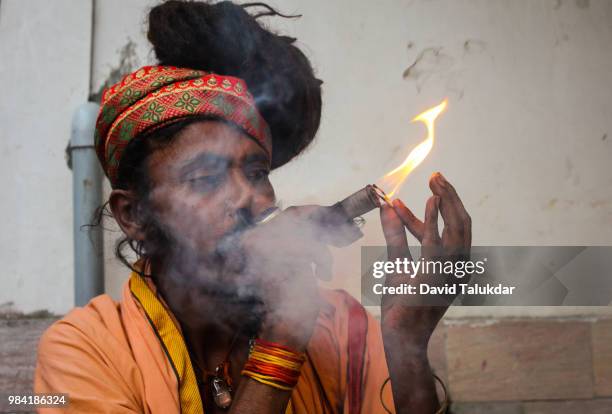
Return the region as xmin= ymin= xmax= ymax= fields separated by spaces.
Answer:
xmin=234 ymin=207 xmax=254 ymax=229
xmin=226 ymin=168 xmax=256 ymax=225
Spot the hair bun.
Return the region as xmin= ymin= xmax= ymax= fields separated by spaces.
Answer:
xmin=147 ymin=0 xmax=322 ymax=168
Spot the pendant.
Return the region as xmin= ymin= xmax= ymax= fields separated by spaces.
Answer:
xmin=211 ymin=376 xmax=232 ymax=409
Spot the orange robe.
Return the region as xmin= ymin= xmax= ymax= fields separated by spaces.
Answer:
xmin=34 ymin=269 xmax=394 ymax=413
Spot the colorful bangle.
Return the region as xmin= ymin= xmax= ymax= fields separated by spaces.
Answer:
xmin=241 ymin=339 xmax=306 ymax=391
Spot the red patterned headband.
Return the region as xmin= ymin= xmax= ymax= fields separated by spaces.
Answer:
xmin=94 ymin=65 xmax=272 ymax=187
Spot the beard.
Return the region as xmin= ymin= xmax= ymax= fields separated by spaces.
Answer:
xmin=140 ymin=209 xmax=266 ymax=335
xmin=142 ymin=207 xmax=263 ymax=305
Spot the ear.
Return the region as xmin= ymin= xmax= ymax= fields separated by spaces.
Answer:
xmin=109 ymin=189 xmax=147 ymax=241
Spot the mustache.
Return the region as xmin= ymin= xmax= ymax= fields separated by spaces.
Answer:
xmin=145 ymin=205 xmax=274 ymax=297
xmin=214 ymin=205 xmax=280 ymax=267
xmin=223 ymin=208 xmax=256 ymax=243
xmin=195 ymin=280 xmax=263 ymax=304
xmin=212 ymin=209 xmax=253 ymax=271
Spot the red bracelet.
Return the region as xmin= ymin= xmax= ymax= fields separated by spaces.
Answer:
xmin=241 ymin=339 xmax=306 ymax=391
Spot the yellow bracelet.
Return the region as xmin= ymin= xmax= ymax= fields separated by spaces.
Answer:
xmin=241 ymin=370 xmax=294 ymax=391
xmin=241 ymin=339 xmax=305 ymax=391
xmin=249 ymin=350 xmax=303 ymax=370
xmin=250 ymin=346 xmax=306 ymax=362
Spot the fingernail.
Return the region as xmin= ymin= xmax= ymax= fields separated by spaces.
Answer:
xmin=392 ymin=199 xmax=402 ymax=208
xmin=437 ymin=172 xmax=447 ymax=187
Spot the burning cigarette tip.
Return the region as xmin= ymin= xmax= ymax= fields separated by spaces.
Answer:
xmin=371 ymin=184 xmax=392 ymax=207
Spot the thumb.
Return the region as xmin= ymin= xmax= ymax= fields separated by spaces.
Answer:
xmin=380 ymin=204 xmax=412 ymax=261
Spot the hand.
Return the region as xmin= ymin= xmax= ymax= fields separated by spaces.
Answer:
xmin=233 ymin=205 xmax=361 ymax=350
xmin=380 ymin=172 xmax=472 ymax=348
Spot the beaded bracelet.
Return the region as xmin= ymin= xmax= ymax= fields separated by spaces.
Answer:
xmin=241 ymin=339 xmax=306 ymax=391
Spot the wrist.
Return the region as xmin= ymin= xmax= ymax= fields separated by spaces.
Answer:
xmin=241 ymin=338 xmax=306 ymax=392
xmin=381 ymin=306 xmax=439 ymax=350
xmin=259 ymin=322 xmax=312 ymax=353
xmin=382 ymin=323 xmax=430 ymax=359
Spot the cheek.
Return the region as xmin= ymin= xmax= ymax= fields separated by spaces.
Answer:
xmin=252 ymin=180 xmax=276 ymax=213
xmin=150 ymin=188 xmax=230 ymax=252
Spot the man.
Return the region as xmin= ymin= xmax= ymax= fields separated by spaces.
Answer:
xmin=35 ymin=3 xmax=471 ymax=413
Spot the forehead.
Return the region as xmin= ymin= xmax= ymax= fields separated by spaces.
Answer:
xmin=146 ymin=121 xmax=270 ymax=182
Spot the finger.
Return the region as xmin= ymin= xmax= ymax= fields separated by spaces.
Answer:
xmin=297 ymin=205 xmax=364 ymax=247
xmin=323 ymin=220 xmax=364 ymax=248
xmin=380 ymin=204 xmax=412 ymax=261
xmin=286 ymin=204 xmax=321 ymax=218
xmin=392 ymin=199 xmax=425 ymax=242
xmin=436 ymin=173 xmax=470 ymax=225
xmin=438 ymin=173 xmax=472 ymax=248
xmin=428 ymin=173 xmax=462 ymax=230
xmin=311 ymin=243 xmax=333 ymax=281
xmin=428 ymin=172 xmax=471 ymax=248
xmin=423 ymin=196 xmax=441 ymax=247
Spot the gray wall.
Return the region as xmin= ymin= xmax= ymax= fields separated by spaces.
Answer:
xmin=0 ymin=0 xmax=92 ymax=314
xmin=1 ymin=0 xmax=611 ymax=316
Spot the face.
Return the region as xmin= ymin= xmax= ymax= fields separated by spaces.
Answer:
xmin=142 ymin=120 xmax=276 ymax=284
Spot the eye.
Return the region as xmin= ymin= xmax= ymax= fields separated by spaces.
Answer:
xmin=188 ymin=174 xmax=224 ymax=191
xmin=247 ymin=168 xmax=270 ymax=183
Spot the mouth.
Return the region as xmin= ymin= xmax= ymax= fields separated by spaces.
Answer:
xmin=193 ymin=207 xmax=283 ymax=305
xmin=190 ymin=270 xmax=263 ymax=304
xmin=200 ymin=286 xmax=262 ymax=304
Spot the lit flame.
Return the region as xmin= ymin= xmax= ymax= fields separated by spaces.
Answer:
xmin=379 ymin=98 xmax=448 ymax=198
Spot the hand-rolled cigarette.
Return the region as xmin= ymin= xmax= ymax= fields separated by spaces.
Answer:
xmin=252 ymin=185 xmax=390 ymax=248
xmin=332 ymin=184 xmax=389 ymax=220
xmin=254 ymin=185 xmax=390 ymax=227
xmin=312 ymin=185 xmax=389 ymax=246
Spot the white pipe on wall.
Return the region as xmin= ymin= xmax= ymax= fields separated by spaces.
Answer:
xmin=68 ymin=102 xmax=104 ymax=306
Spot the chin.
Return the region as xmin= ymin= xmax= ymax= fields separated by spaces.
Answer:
xmin=195 ymin=280 xmax=261 ymax=305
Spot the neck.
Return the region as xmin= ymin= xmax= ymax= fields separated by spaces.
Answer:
xmin=149 ymin=256 xmax=260 ymax=363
